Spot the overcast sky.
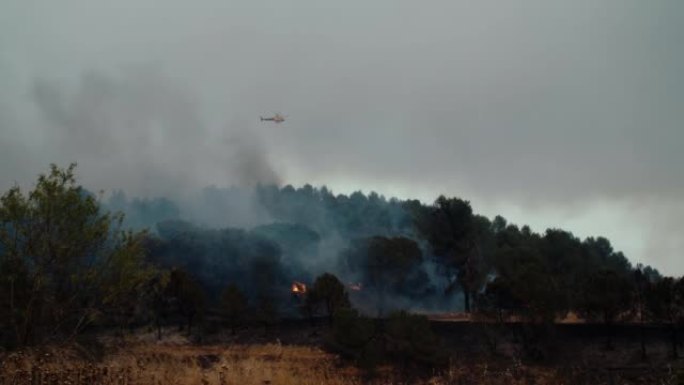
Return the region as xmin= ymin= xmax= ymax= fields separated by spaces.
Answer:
xmin=1 ymin=0 xmax=683 ymax=273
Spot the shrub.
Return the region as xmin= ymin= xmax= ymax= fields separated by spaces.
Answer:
xmin=327 ymin=309 xmax=446 ymax=371
xmin=385 ymin=311 xmax=447 ymax=368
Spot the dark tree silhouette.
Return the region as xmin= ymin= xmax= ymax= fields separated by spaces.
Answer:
xmin=342 ymin=236 xmax=425 ymax=316
xmin=307 ymin=273 xmax=351 ymax=324
xmin=415 ymin=196 xmax=484 ymax=312
xmin=578 ymin=269 xmax=633 ymax=350
xmin=220 ymin=284 xmax=248 ymax=334
xmin=646 ymin=276 xmax=684 ymax=358
xmin=166 ymin=268 xmax=206 ymax=335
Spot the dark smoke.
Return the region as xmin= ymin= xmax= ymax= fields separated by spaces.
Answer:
xmin=228 ymin=132 xmax=282 ymax=188
xmin=108 ymin=184 xmax=460 ymax=316
xmin=29 ymin=69 xmax=282 ymax=199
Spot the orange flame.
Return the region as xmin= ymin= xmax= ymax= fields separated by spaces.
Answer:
xmin=291 ymin=281 xmax=307 ymax=294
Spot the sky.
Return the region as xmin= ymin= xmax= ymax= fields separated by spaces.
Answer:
xmin=1 ymin=0 xmax=683 ymax=273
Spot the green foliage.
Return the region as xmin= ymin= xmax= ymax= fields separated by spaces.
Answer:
xmin=255 ymin=184 xmax=414 ymax=239
xmin=538 ymin=229 xmax=584 ymax=313
xmin=142 ymin=270 xmax=171 ymax=340
xmin=365 ymin=237 xmax=424 ymax=297
xmin=495 ymin=247 xmax=563 ymax=323
xmin=135 ymin=184 xmax=666 ymax=338
xmin=414 ymin=196 xmax=487 ymax=312
xmin=2 ymin=163 xmax=675 ymax=357
xmin=0 ymin=164 xmax=150 ymax=347
xmin=100 ymin=231 xmax=158 ymax=330
xmin=476 ymin=248 xmax=561 ymax=359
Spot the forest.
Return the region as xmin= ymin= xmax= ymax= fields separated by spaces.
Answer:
xmin=0 ymin=163 xmax=682 ymax=376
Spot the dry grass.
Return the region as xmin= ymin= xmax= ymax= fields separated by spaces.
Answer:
xmin=0 ymin=336 xmax=677 ymax=385
xmin=0 ymin=340 xmax=360 ymax=385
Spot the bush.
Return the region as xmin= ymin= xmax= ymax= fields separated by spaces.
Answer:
xmin=327 ymin=308 xmax=379 ymax=367
xmin=385 ymin=311 xmax=447 ymax=368
xmin=327 ymin=309 xmax=446 ymax=371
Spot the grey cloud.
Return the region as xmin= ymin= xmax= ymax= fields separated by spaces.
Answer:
xmin=1 ymin=0 xmax=683 ymax=273
xmin=25 ymin=69 xmax=281 ymax=198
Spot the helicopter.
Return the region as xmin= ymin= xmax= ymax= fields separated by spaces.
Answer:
xmin=260 ymin=113 xmax=286 ymax=123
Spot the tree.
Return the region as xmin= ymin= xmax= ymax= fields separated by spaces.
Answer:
xmin=579 ymin=269 xmax=633 ymax=350
xmin=477 ymin=276 xmax=518 ymax=324
xmin=100 ymin=234 xmax=158 ymax=334
xmin=251 ymin=223 xmax=320 ymax=256
xmin=539 ymin=229 xmax=584 ymax=314
xmin=481 ymin=245 xmax=563 ymax=359
xmin=490 ymin=247 xmax=562 ymax=323
xmin=583 ymin=237 xmax=632 ymax=274
xmin=308 ymin=273 xmax=351 ymax=324
xmin=491 ymin=215 xmax=508 ymax=234
xmin=166 ymin=268 xmax=206 ymax=335
xmin=249 ymin=254 xmax=283 ymax=327
xmin=252 ymin=223 xmax=321 ymax=279
xmin=475 ymin=278 xmax=516 ymax=354
xmin=415 ymin=196 xmax=484 ymax=312
xmin=150 ymin=221 xmax=286 ymax=301
xmin=0 ymin=164 xmax=149 ymax=347
xmin=220 ymin=284 xmax=248 ymax=334
xmin=633 ymin=264 xmax=653 ymax=360
xmin=646 ymin=276 xmax=684 ymax=358
xmin=367 ymin=237 xmax=423 ymax=316
xmin=142 ymin=270 xmax=171 ymax=340
xmin=341 ymin=236 xmax=425 ymax=316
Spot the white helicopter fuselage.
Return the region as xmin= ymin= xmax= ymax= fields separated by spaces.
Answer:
xmin=260 ymin=114 xmax=285 ymax=123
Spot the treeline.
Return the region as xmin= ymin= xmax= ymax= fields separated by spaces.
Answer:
xmin=1 ymin=164 xmax=683 ymax=363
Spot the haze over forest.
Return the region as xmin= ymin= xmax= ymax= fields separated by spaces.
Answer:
xmin=2 ymin=0 xmax=683 ymax=275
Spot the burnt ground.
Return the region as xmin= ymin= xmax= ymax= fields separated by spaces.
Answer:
xmin=73 ymin=316 xmax=684 ymax=384
xmin=195 ymin=318 xmax=684 ymax=373
xmin=10 ymin=318 xmax=676 ymax=385
xmin=432 ymin=321 xmax=682 ymax=365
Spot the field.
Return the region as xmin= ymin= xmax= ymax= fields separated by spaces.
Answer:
xmin=1 ymin=338 xmax=357 ymax=385
xmin=0 ymin=329 xmax=680 ymax=385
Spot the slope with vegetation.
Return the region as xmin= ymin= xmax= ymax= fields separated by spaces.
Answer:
xmin=1 ymin=164 xmax=683 ymax=381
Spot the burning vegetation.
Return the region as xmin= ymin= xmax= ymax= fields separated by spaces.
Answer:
xmin=1 ymin=163 xmax=683 ymax=383
xmin=291 ymin=281 xmax=307 ymax=295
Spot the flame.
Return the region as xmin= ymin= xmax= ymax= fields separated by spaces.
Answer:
xmin=291 ymin=281 xmax=307 ymax=294
xmin=349 ymin=282 xmax=363 ymax=292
